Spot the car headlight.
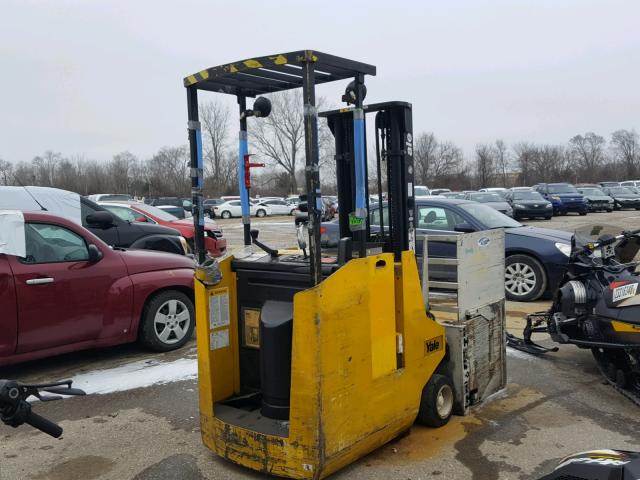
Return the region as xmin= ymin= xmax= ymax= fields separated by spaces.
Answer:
xmin=555 ymin=242 xmax=571 ymax=257
xmin=545 ymin=203 xmax=552 ymax=208
xmin=514 ymin=204 xmax=525 ymax=208
xmin=550 ymin=195 xmax=560 ymax=201
xmin=179 ymin=236 xmax=191 ymax=254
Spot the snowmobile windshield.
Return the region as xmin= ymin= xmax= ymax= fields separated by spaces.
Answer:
xmin=573 ymin=224 xmax=640 ymax=262
xmin=573 ymin=225 xmax=621 ymax=249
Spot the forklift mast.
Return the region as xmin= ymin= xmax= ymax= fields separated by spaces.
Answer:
xmin=321 ymin=102 xmax=416 ymax=260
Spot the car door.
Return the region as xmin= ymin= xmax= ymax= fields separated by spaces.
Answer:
xmin=10 ymin=221 xmax=127 ymax=353
xmin=416 ymin=204 xmax=466 ymax=282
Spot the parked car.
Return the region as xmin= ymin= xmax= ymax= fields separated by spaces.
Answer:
xmin=414 ymin=185 xmax=431 ymax=198
xmin=157 ymin=205 xmax=192 ymax=219
xmin=203 ymin=198 xmax=225 ymax=218
xmin=620 ymin=180 xmax=640 ymax=189
xmin=510 ymin=186 xmax=533 ymax=192
xmin=147 ymin=197 xmax=193 ymax=213
xmin=464 ymin=192 xmax=513 ymax=217
xmin=479 ymin=187 xmax=508 ymax=199
xmin=321 ymin=198 xmax=572 ymax=302
xmin=440 ymin=191 xmax=466 ymax=199
xmin=599 ymin=181 xmax=621 ymax=188
xmin=504 ymin=190 xmax=553 ymax=220
xmin=575 ymin=187 xmax=614 ymax=212
xmin=87 ymin=193 xmax=133 ymax=202
xmin=0 ymin=186 xmax=189 ymax=256
xmin=213 ymin=200 xmax=271 ymax=219
xmin=0 ymin=211 xmax=195 ymax=366
xmin=601 ymin=186 xmax=640 ymax=210
xmin=255 ymin=198 xmax=297 ymax=215
xmin=99 ymin=201 xmax=226 ymax=257
xmin=430 ymin=188 xmax=451 ymax=196
xmin=533 ymin=183 xmax=588 ymax=216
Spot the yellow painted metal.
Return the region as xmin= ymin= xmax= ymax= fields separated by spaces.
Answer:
xmin=611 ymin=320 xmax=640 ymax=333
xmin=196 ymin=251 xmax=446 ymax=479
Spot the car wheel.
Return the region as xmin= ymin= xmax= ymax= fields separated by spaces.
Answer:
xmin=256 ymin=209 xmax=266 ymax=217
xmin=416 ymin=374 xmax=454 ymax=428
xmin=208 ymin=211 xmax=216 ymax=219
xmin=607 ymin=208 xmax=613 ymax=212
xmin=560 ymin=210 xmax=567 ymax=216
xmin=221 ymin=210 xmax=231 ymax=219
xmin=544 ymin=215 xmax=552 ymax=220
xmin=139 ymin=290 xmax=195 ymax=352
xmin=505 ymin=254 xmax=547 ymax=302
xmin=579 ymin=211 xmax=587 ymax=216
xmin=289 ymin=208 xmax=296 ymax=216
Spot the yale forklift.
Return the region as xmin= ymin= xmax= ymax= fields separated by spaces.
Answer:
xmin=185 ymin=50 xmax=454 ymax=479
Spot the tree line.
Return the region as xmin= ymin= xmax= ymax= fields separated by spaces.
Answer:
xmin=1 ymin=90 xmax=638 ymax=196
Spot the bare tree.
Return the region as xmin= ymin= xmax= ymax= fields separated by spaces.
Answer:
xmin=475 ymin=144 xmax=495 ymax=187
xmin=0 ymin=159 xmax=12 ymax=185
xmin=147 ymin=146 xmax=189 ymax=196
xmin=495 ymin=140 xmax=509 ymax=187
xmin=610 ymin=129 xmax=639 ymax=178
xmin=413 ymin=132 xmax=438 ymax=185
xmin=569 ymin=132 xmax=606 ymax=181
xmin=108 ymin=151 xmax=137 ymax=194
xmin=200 ymin=100 xmax=231 ymax=196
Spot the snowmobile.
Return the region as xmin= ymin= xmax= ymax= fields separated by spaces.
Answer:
xmin=508 ymin=224 xmax=640 ymax=403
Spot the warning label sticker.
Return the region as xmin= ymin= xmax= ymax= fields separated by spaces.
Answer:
xmin=209 ymin=289 xmax=230 ymax=329
xmin=210 ymin=329 xmax=229 ymax=350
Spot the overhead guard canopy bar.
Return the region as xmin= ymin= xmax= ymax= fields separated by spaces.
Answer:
xmin=184 ymin=50 xmax=376 ymax=97
xmin=185 ymin=50 xmax=376 ymax=285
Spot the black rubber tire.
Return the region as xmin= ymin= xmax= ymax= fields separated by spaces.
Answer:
xmin=256 ymin=209 xmax=266 ymax=218
xmin=607 ymin=208 xmax=613 ymax=212
xmin=221 ymin=210 xmax=231 ymax=219
xmin=289 ymin=208 xmax=296 ymax=216
xmin=544 ymin=215 xmax=552 ymax=220
xmin=505 ymin=254 xmax=547 ymax=302
xmin=139 ymin=290 xmax=195 ymax=352
xmin=560 ymin=210 xmax=567 ymax=216
xmin=579 ymin=211 xmax=587 ymax=216
xmin=417 ymin=374 xmax=454 ymax=428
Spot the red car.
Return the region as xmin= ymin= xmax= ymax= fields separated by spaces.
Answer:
xmin=0 ymin=211 xmax=195 ymax=367
xmin=100 ymin=201 xmax=226 ymax=257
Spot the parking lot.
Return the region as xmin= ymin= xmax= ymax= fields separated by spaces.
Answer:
xmin=3 ymin=209 xmax=640 ymax=480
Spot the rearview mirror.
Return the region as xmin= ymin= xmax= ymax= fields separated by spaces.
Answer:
xmin=87 ymin=244 xmax=103 ymax=262
xmin=454 ymin=222 xmax=475 ymax=233
xmin=85 ymin=211 xmax=114 ymax=228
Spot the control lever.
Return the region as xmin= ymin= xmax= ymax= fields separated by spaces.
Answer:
xmin=250 ymin=230 xmax=279 ymax=258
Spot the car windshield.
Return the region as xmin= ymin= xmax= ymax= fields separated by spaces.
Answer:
xmin=512 ymin=191 xmax=544 ymax=201
xmin=414 ymin=186 xmax=430 ymax=196
xmin=579 ymin=188 xmax=606 ymax=195
xmin=468 ymin=193 xmax=503 ymax=203
xmin=608 ymin=187 xmax=634 ymax=194
xmin=133 ymin=203 xmax=180 ymax=221
xmin=459 ymin=203 xmax=521 ymax=229
xmin=548 ymin=184 xmax=578 ymax=194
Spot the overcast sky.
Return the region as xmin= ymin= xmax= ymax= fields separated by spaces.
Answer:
xmin=2 ymin=0 xmax=639 ymax=164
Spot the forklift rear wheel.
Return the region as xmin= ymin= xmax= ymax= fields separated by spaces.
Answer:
xmin=417 ymin=374 xmax=454 ymax=428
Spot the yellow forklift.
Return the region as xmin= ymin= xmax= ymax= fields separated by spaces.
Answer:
xmin=185 ymin=50 xmax=454 ymax=479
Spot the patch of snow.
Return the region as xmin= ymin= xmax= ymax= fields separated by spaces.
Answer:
xmin=69 ymin=357 xmax=198 ymax=395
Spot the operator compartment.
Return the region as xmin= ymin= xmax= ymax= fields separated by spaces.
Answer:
xmin=213 ymin=251 xmax=341 ymax=434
